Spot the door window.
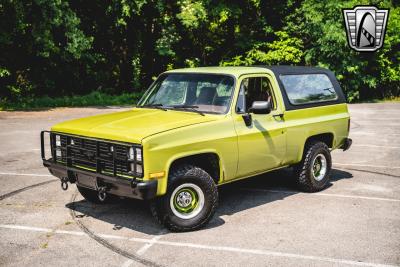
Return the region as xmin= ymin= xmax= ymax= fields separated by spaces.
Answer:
xmin=236 ymin=77 xmax=275 ymax=113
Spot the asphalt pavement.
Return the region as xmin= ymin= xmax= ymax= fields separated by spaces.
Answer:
xmin=0 ymin=103 xmax=399 ymax=267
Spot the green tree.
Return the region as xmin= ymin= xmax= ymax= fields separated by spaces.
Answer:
xmin=284 ymin=0 xmax=399 ymax=101
xmin=0 ymin=0 xmax=93 ymax=100
xmin=0 ymin=0 xmax=399 ymax=107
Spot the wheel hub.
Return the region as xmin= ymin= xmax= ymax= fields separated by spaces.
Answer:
xmin=170 ymin=183 xmax=205 ymax=220
xmin=176 ymin=191 xmax=193 ymax=208
xmin=312 ymin=153 xmax=327 ymax=181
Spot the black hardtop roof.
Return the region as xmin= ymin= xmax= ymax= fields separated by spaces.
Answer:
xmin=254 ymin=65 xmax=334 ymax=76
xmin=252 ymin=65 xmax=346 ymax=110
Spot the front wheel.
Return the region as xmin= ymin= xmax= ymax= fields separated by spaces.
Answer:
xmin=294 ymin=141 xmax=332 ymax=192
xmin=150 ymin=165 xmax=218 ymax=232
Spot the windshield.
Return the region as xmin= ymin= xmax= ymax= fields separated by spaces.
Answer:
xmin=138 ymin=73 xmax=235 ymax=114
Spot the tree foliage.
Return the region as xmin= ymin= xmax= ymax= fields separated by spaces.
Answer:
xmin=0 ymin=0 xmax=399 ymax=104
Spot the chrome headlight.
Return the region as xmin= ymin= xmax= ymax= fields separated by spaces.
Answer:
xmin=128 ymin=146 xmax=143 ymax=176
xmin=130 ymin=163 xmax=143 ymax=175
xmin=55 ymin=135 xmax=61 ymax=146
xmin=136 ymin=164 xmax=143 ymax=175
xmin=128 ymin=147 xmax=142 ymax=162
xmin=128 ymin=147 xmax=134 ymax=160
xmin=135 ymin=147 xmax=142 ymax=162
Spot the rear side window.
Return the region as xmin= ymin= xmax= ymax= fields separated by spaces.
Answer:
xmin=280 ymin=74 xmax=338 ymax=105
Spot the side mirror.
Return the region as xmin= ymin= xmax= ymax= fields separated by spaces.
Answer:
xmin=249 ymin=100 xmax=272 ymax=114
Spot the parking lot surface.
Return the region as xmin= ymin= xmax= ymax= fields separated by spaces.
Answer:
xmin=0 ymin=103 xmax=399 ymax=267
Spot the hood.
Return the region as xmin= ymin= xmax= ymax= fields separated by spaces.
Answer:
xmin=51 ymin=108 xmax=218 ymax=144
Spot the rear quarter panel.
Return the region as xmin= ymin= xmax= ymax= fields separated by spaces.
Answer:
xmin=283 ymin=103 xmax=350 ymax=165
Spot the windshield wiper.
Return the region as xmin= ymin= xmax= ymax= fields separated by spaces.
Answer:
xmin=323 ymin=87 xmax=335 ymax=94
xmin=169 ymin=105 xmax=205 ymax=116
xmin=137 ymin=103 xmax=167 ymax=111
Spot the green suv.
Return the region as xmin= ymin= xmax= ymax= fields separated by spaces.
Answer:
xmin=41 ymin=66 xmax=352 ymax=231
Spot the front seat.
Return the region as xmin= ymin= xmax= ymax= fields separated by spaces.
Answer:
xmin=196 ymin=87 xmax=217 ymax=105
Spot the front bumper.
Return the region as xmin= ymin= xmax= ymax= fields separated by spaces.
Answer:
xmin=43 ymin=160 xmax=157 ymax=200
xmin=41 ymin=131 xmax=157 ymax=200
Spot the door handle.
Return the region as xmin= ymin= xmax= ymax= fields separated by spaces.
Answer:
xmin=273 ymin=113 xmax=284 ymax=119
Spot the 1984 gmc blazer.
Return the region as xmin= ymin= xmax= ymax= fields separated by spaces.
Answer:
xmin=41 ymin=66 xmax=352 ymax=231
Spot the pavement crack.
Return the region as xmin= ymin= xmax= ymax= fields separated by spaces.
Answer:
xmin=68 ymin=190 xmax=164 ymax=267
xmin=0 ymin=179 xmax=58 ymax=201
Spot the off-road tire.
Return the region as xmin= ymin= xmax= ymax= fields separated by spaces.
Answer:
xmin=77 ymin=185 xmax=110 ymax=204
xmin=294 ymin=141 xmax=332 ymax=192
xmin=150 ymin=164 xmax=218 ymax=232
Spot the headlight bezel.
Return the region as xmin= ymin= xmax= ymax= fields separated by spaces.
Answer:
xmin=55 ymin=135 xmax=61 ymax=147
xmin=131 ymin=163 xmax=143 ymax=176
xmin=128 ymin=147 xmax=142 ymax=162
xmin=128 ymin=146 xmax=143 ymax=177
xmin=135 ymin=147 xmax=142 ymax=162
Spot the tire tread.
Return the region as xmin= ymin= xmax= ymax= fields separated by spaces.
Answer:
xmin=294 ymin=141 xmax=332 ymax=192
xmin=150 ymin=164 xmax=218 ymax=232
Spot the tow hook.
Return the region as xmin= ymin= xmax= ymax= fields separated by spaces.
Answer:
xmin=98 ymin=186 xmax=107 ymax=202
xmin=61 ymin=177 xmax=69 ymax=191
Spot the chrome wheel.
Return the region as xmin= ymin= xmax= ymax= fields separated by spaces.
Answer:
xmin=312 ymin=153 xmax=327 ymax=181
xmin=170 ymin=183 xmax=205 ymax=220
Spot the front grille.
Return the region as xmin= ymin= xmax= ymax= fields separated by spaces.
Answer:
xmin=51 ymin=133 xmax=142 ymax=178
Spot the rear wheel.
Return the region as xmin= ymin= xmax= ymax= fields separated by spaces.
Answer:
xmin=294 ymin=141 xmax=332 ymax=192
xmin=150 ymin=164 xmax=218 ymax=232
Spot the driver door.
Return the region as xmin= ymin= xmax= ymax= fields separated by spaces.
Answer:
xmin=233 ymin=74 xmax=287 ymax=178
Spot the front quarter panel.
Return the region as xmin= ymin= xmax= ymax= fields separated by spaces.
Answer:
xmin=142 ymin=115 xmax=238 ymax=196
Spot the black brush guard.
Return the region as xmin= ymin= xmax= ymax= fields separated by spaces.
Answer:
xmin=40 ymin=131 xmax=157 ymax=200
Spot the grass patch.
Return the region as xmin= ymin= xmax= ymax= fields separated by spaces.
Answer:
xmin=0 ymin=91 xmax=143 ymax=111
xmin=2 ymin=91 xmax=398 ymax=111
xmin=379 ymin=96 xmax=400 ymax=102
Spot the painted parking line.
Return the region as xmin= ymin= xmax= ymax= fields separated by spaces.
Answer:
xmin=352 ymin=122 xmax=400 ymax=125
xmin=351 ymin=132 xmax=400 ymax=136
xmin=121 ymin=234 xmax=165 ymax=267
xmin=334 ymin=163 xmax=400 ymax=169
xmin=0 ymin=224 xmax=397 ymax=267
xmin=352 ymin=144 xmax=400 ymax=149
xmin=0 ymin=224 xmax=85 ymax=235
xmin=242 ymin=188 xmax=400 ymax=202
xmin=350 ymin=109 xmax=400 ymax=113
xmin=350 ymin=118 xmax=400 ymax=121
xmin=136 ymin=234 xmax=164 ymax=255
xmin=0 ymin=172 xmax=52 ymax=177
